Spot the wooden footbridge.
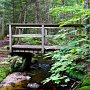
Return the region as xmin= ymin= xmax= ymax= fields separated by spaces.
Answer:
xmin=7 ymin=23 xmax=62 ymax=54
xmin=7 ymin=23 xmax=83 ymax=54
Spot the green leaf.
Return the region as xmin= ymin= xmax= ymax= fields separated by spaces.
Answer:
xmin=65 ymin=78 xmax=70 ymax=83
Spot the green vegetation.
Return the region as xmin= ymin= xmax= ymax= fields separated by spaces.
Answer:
xmin=49 ymin=0 xmax=90 ymax=26
xmin=78 ymin=86 xmax=90 ymax=90
xmin=21 ymin=37 xmax=41 ymax=45
xmin=0 ymin=0 xmax=90 ymax=89
xmin=81 ymin=72 xmax=90 ymax=86
xmin=43 ymin=34 xmax=90 ymax=85
xmin=77 ymin=72 xmax=90 ymax=90
xmin=0 ymin=66 xmax=11 ymax=82
xmin=5 ymin=55 xmax=25 ymax=72
xmin=42 ymin=0 xmax=90 ymax=86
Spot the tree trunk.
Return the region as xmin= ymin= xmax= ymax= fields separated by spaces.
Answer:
xmin=1 ymin=4 xmax=5 ymax=39
xmin=35 ymin=0 xmax=40 ymax=23
xmin=19 ymin=0 xmax=23 ymax=23
xmin=84 ymin=0 xmax=90 ymax=34
xmin=12 ymin=0 xmax=15 ymax=23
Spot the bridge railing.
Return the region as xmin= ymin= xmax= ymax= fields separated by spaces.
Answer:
xmin=8 ymin=23 xmax=60 ymax=53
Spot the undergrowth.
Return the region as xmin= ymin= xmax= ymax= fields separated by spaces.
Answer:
xmin=0 ymin=66 xmax=11 ymax=82
xmin=43 ymin=34 xmax=90 ymax=86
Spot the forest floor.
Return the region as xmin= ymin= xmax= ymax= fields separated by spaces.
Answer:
xmin=0 ymin=38 xmax=9 ymax=62
xmin=0 ymin=39 xmax=90 ymax=90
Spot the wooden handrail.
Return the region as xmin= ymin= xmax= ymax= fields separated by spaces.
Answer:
xmin=8 ymin=23 xmax=60 ymax=53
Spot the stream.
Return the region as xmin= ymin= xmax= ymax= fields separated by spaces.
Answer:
xmin=0 ymin=56 xmax=70 ymax=90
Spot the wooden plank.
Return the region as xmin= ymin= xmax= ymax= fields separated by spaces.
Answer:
xmin=12 ymin=45 xmax=42 ymax=50
xmin=7 ymin=34 xmax=56 ymax=38
xmin=9 ymin=24 xmax=12 ymax=52
xmin=7 ymin=23 xmax=85 ymax=27
xmin=12 ymin=34 xmax=42 ymax=38
xmin=45 ymin=46 xmax=60 ymax=50
xmin=7 ymin=23 xmax=59 ymax=27
xmin=16 ymin=27 xmax=42 ymax=29
xmin=16 ymin=27 xmax=60 ymax=29
xmin=41 ymin=25 xmax=45 ymax=53
xmin=11 ymin=45 xmax=71 ymax=51
xmin=12 ymin=45 xmax=62 ymax=50
xmin=45 ymin=35 xmax=56 ymax=38
xmin=45 ymin=29 xmax=47 ymax=44
xmin=12 ymin=34 xmax=56 ymax=38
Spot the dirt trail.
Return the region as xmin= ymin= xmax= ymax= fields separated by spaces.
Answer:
xmin=0 ymin=38 xmax=9 ymax=48
xmin=0 ymin=38 xmax=9 ymax=62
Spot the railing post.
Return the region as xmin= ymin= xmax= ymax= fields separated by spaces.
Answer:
xmin=42 ymin=24 xmax=45 ymax=53
xmin=9 ymin=24 xmax=12 ymax=52
xmin=45 ymin=29 xmax=47 ymax=45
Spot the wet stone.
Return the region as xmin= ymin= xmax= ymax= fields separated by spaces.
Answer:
xmin=9 ymin=82 xmax=15 ymax=87
xmin=1 ymin=82 xmax=5 ymax=84
xmin=26 ymin=76 xmax=31 ymax=81
xmin=0 ymin=84 xmax=3 ymax=88
xmin=27 ymin=83 xmax=40 ymax=89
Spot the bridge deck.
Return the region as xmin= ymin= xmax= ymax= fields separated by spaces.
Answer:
xmin=7 ymin=23 xmax=73 ymax=53
xmin=12 ymin=45 xmax=61 ymax=51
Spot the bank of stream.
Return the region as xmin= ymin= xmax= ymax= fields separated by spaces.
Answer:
xmin=23 ymin=57 xmax=70 ymax=90
xmin=0 ymin=56 xmax=72 ymax=90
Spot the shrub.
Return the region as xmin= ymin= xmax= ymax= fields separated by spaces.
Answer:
xmin=0 ymin=66 xmax=11 ymax=82
xmin=78 ymin=86 xmax=90 ymax=90
xmin=81 ymin=72 xmax=90 ymax=86
xmin=43 ymin=35 xmax=90 ymax=85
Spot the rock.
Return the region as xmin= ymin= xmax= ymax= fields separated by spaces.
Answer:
xmin=38 ymin=64 xmax=51 ymax=71
xmin=60 ymin=84 xmax=67 ymax=87
xmin=26 ymin=76 xmax=31 ymax=81
xmin=9 ymin=82 xmax=15 ymax=87
xmin=0 ymin=84 xmax=3 ymax=88
xmin=0 ymin=72 xmax=31 ymax=87
xmin=27 ymin=83 xmax=40 ymax=89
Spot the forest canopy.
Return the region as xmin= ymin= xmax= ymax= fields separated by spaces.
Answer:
xmin=0 ymin=0 xmax=90 ymax=37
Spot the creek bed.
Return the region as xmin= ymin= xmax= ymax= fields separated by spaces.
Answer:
xmin=0 ymin=56 xmax=75 ymax=90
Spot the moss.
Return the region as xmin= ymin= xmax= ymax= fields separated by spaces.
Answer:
xmin=78 ymin=86 xmax=90 ymax=90
xmin=81 ymin=72 xmax=90 ymax=86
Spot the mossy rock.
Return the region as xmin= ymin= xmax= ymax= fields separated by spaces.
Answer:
xmin=78 ymin=86 xmax=90 ymax=90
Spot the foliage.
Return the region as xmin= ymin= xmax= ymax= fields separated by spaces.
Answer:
xmin=81 ymin=72 xmax=90 ymax=86
xmin=49 ymin=34 xmax=90 ymax=47
xmin=77 ymin=86 xmax=90 ymax=90
xmin=0 ymin=66 xmax=11 ymax=82
xmin=5 ymin=55 xmax=24 ymax=71
xmin=84 ymin=24 xmax=90 ymax=29
xmin=43 ymin=35 xmax=90 ymax=85
xmin=49 ymin=0 xmax=90 ymax=25
xmin=0 ymin=35 xmax=4 ymax=40
xmin=21 ymin=37 xmax=41 ymax=45
xmin=77 ymin=72 xmax=90 ymax=90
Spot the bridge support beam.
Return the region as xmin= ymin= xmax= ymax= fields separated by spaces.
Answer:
xmin=9 ymin=24 xmax=12 ymax=53
xmin=41 ymin=25 xmax=45 ymax=53
xmin=10 ymin=52 xmax=34 ymax=71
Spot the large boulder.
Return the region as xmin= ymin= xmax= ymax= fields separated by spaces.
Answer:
xmin=0 ymin=72 xmax=31 ymax=90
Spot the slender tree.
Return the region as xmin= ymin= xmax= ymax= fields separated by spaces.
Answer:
xmin=84 ymin=0 xmax=90 ymax=34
